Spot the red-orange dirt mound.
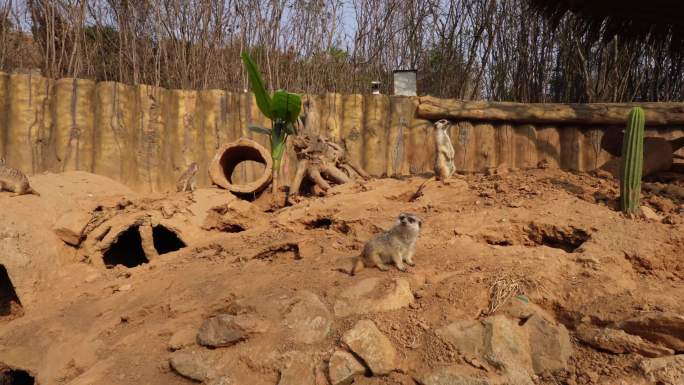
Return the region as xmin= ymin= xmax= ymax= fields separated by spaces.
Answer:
xmin=0 ymin=168 xmax=682 ymax=385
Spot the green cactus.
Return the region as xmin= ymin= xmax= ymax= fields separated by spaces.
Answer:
xmin=619 ymin=107 xmax=645 ymax=214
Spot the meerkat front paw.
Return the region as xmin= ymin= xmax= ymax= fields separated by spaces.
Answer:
xmin=377 ymin=264 xmax=390 ymax=271
xmin=406 ymin=261 xmax=415 ymax=267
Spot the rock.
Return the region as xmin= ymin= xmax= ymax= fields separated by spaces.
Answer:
xmin=482 ymin=315 xmax=532 ymax=374
xmin=53 ymin=210 xmax=92 ymax=246
xmin=169 ymin=351 xmax=216 ymax=382
xmin=576 ymin=324 xmax=674 ymax=358
xmin=640 ymin=206 xmax=664 ymax=222
xmin=639 ymin=355 xmax=684 ymax=385
xmin=284 ymin=291 xmax=332 ymax=344
xmin=201 ymin=200 xmax=266 ymax=232
xmin=205 ymin=377 xmax=234 ymax=385
xmin=522 ymin=314 xmax=573 ymax=374
xmin=328 ymin=350 xmax=366 ymax=385
xmin=416 ymin=367 xmax=490 ymax=385
xmin=278 ymin=352 xmax=317 ymax=385
xmin=341 ymin=320 xmax=397 ymax=375
xmin=334 ymin=278 xmax=413 ymax=317
xmin=618 ymin=312 xmax=684 ymax=352
xmin=436 ymin=319 xmax=486 ymax=358
xmin=168 ymin=327 xmax=197 ymax=351
xmin=197 ymin=314 xmax=266 ymax=348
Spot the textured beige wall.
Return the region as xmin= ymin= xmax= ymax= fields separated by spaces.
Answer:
xmin=2 ymin=72 xmax=684 ymax=192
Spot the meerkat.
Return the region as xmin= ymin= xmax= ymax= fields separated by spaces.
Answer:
xmin=176 ymin=162 xmax=199 ymax=192
xmin=349 ymin=213 xmax=422 ymax=275
xmin=434 ymin=119 xmax=455 ymax=183
xmin=0 ymin=158 xmax=40 ymax=197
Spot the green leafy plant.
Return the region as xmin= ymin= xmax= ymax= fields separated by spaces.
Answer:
xmin=619 ymin=107 xmax=645 ymax=214
xmin=241 ymin=52 xmax=301 ymax=202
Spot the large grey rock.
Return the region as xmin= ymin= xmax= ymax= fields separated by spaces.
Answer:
xmin=618 ymin=312 xmax=684 ymax=352
xmin=522 ymin=314 xmax=573 ymax=373
xmin=341 ymin=320 xmax=397 ymax=375
xmin=416 ymin=367 xmax=490 ymax=385
xmin=169 ymin=351 xmax=216 ymax=382
xmin=283 ymin=291 xmax=332 ymax=344
xmin=328 ymin=350 xmax=366 ymax=385
xmin=278 ymin=352 xmax=317 ymax=385
xmin=576 ymin=324 xmax=674 ymax=358
xmin=436 ymin=319 xmax=486 ymax=358
xmin=197 ymin=314 xmax=266 ymax=348
xmin=639 ymin=355 xmax=684 ymax=385
xmin=482 ymin=315 xmax=532 ymax=374
xmin=334 ymin=277 xmax=413 ymax=317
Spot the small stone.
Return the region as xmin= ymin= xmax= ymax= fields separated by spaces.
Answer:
xmin=169 ymin=351 xmax=216 ymax=382
xmin=334 ymin=278 xmax=413 ymax=317
xmin=84 ymin=273 xmax=100 ymax=283
xmin=436 ymin=320 xmax=485 ymax=358
xmin=117 ymin=284 xmax=132 ymax=292
xmin=197 ymin=314 xmax=265 ymax=348
xmin=328 ymin=350 xmax=366 ymax=385
xmin=205 ymin=377 xmax=234 ymax=385
xmin=342 ymin=320 xmax=397 ymax=375
xmin=278 ymin=352 xmax=316 ymax=385
xmin=482 ymin=315 xmax=533 ymax=373
xmin=53 ymin=210 xmax=92 ymax=246
xmin=283 ymin=291 xmax=332 ymax=344
xmin=639 ymin=355 xmax=684 ymax=385
xmin=640 ymin=206 xmax=664 ymax=222
xmin=618 ymin=312 xmax=684 ymax=352
xmin=576 ymin=324 xmax=674 ymax=358
xmin=168 ymin=327 xmax=196 ymax=351
xmin=522 ymin=314 xmax=573 ymax=373
xmin=416 ymin=366 xmax=491 ymax=385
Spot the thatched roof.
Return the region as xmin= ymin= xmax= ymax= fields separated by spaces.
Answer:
xmin=529 ymin=0 xmax=684 ymax=56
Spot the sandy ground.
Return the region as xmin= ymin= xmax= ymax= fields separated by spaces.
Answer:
xmin=0 ymin=167 xmax=682 ymax=385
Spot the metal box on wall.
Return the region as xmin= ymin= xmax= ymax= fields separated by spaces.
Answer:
xmin=393 ymin=70 xmax=417 ymax=96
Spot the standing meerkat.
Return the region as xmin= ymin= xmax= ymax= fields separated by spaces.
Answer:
xmin=434 ymin=119 xmax=455 ymax=183
xmin=176 ymin=162 xmax=199 ymax=192
xmin=350 ymin=213 xmax=422 ymax=275
xmin=0 ymin=158 xmax=40 ymax=197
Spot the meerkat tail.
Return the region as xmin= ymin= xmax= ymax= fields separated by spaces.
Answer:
xmin=350 ymin=257 xmax=365 ymax=276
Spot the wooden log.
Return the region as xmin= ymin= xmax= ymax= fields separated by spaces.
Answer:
xmin=513 ymin=124 xmax=537 ymax=169
xmin=474 ymin=123 xmax=497 ymax=170
xmin=496 ymin=124 xmax=516 ymax=168
xmin=417 ymin=96 xmax=684 ymax=125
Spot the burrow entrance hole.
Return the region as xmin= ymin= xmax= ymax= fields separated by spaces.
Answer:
xmin=0 ymin=265 xmax=23 ymax=320
xmin=303 ymin=217 xmax=352 ymax=234
xmin=102 ymin=226 xmax=148 ymax=268
xmin=152 ymin=225 xmax=186 ymax=255
xmin=525 ymin=223 xmax=590 ymax=253
xmin=0 ymin=367 xmax=35 ymax=385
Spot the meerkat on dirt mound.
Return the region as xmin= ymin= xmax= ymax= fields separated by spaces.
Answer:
xmin=176 ymin=162 xmax=199 ymax=192
xmin=0 ymin=158 xmax=40 ymax=197
xmin=434 ymin=119 xmax=455 ymax=183
xmin=349 ymin=213 xmax=422 ymax=275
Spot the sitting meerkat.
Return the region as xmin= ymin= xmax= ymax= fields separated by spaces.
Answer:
xmin=434 ymin=119 xmax=455 ymax=183
xmin=350 ymin=213 xmax=422 ymax=275
xmin=0 ymin=158 xmax=40 ymax=197
xmin=176 ymin=162 xmax=199 ymax=192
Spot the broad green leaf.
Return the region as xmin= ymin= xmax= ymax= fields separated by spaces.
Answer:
xmin=247 ymin=124 xmax=272 ymax=135
xmin=241 ymin=52 xmax=272 ymax=119
xmin=272 ymin=90 xmax=302 ymax=123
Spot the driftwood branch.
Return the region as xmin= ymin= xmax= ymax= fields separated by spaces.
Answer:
xmin=417 ymin=96 xmax=684 ymax=125
xmin=289 ymin=134 xmax=369 ymax=198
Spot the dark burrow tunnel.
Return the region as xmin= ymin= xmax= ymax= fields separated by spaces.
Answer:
xmin=102 ymin=226 xmax=148 ymax=268
xmin=0 ymin=265 xmax=23 ymax=320
xmin=152 ymin=225 xmax=186 ymax=255
xmin=0 ymin=367 xmax=35 ymax=385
